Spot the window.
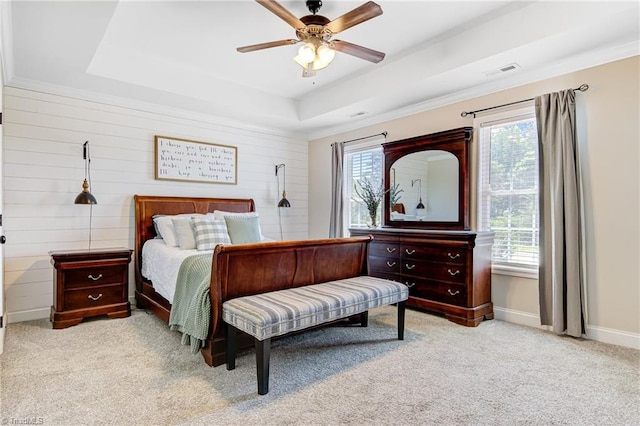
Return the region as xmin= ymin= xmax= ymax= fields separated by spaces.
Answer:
xmin=344 ymin=144 xmax=383 ymax=232
xmin=477 ymin=107 xmax=539 ymax=275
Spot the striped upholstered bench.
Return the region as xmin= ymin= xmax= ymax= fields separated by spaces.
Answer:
xmin=222 ymin=276 xmax=409 ymax=395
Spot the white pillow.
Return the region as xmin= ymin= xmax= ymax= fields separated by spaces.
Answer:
xmin=153 ymin=213 xmax=202 ymax=247
xmin=172 ymin=217 xmax=197 ymax=250
xmin=191 ymin=217 xmax=231 ymax=250
xmin=153 ymin=216 xmax=178 ymax=246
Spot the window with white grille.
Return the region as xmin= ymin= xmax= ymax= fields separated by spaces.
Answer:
xmin=477 ymin=107 xmax=539 ymax=273
xmin=344 ymin=144 xmax=383 ymax=231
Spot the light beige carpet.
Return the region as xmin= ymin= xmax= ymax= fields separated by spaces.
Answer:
xmin=1 ymin=306 xmax=638 ymax=425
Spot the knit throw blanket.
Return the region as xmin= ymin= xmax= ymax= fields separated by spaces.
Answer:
xmin=168 ymin=253 xmax=213 ymax=354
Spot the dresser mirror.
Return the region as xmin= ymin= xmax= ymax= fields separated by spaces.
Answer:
xmin=383 ymin=127 xmax=472 ymax=230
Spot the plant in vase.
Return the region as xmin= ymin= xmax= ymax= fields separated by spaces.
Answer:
xmin=353 ymin=178 xmax=387 ymax=228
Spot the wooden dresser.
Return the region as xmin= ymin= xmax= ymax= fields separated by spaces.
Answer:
xmin=350 ymin=228 xmax=494 ymax=326
xmin=50 ymin=248 xmax=133 ymax=329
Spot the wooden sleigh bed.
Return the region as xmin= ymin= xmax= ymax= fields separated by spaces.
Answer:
xmin=134 ymin=195 xmax=372 ymax=367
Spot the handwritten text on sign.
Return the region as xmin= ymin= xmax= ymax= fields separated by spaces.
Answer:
xmin=155 ymin=136 xmax=237 ymax=184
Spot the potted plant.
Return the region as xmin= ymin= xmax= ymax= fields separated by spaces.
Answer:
xmin=353 ymin=178 xmax=387 ymax=228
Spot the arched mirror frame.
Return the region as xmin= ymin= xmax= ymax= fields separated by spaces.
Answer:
xmin=383 ymin=127 xmax=472 ymax=230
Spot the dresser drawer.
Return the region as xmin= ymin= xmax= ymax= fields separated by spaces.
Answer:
xmin=368 ymin=270 xmax=402 ymax=283
xmin=408 ymin=281 xmax=467 ymax=306
xmin=64 ymin=284 xmax=126 ymax=311
xmin=369 ymin=255 xmax=401 ymax=273
xmin=64 ymin=264 xmax=128 ymax=289
xmin=369 ymin=242 xmax=401 ymax=258
xmin=401 ymin=244 xmax=467 ymax=264
xmin=401 ymin=259 xmax=466 ymax=284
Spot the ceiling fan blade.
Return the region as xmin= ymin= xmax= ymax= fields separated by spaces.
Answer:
xmin=332 ymin=40 xmax=385 ymax=63
xmin=256 ymin=0 xmax=306 ymax=29
xmin=325 ymin=1 xmax=383 ymax=34
xmin=237 ymin=39 xmax=299 ymax=53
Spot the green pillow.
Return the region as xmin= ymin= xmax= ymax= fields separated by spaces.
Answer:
xmin=224 ymin=215 xmax=262 ymax=244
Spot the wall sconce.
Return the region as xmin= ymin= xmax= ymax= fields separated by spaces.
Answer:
xmin=74 ymin=141 xmax=97 ymax=205
xmin=275 ymin=163 xmax=291 ymax=208
xmin=411 ymin=178 xmax=426 ymax=211
xmin=74 ymin=141 xmax=96 ymax=249
xmin=412 ymin=178 xmax=426 ymax=220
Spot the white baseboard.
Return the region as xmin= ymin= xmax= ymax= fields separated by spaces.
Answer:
xmin=7 ymin=307 xmax=50 ymax=324
xmin=494 ymin=306 xmax=640 ymax=350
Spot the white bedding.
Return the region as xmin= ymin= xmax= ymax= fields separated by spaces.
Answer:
xmin=141 ymin=239 xmax=212 ymax=303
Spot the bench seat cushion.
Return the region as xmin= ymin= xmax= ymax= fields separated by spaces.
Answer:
xmin=222 ymin=276 xmax=408 ymax=341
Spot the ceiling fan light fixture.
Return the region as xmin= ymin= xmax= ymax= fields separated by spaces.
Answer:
xmin=298 ymin=42 xmax=316 ymax=63
xmin=316 ymin=44 xmax=335 ymax=64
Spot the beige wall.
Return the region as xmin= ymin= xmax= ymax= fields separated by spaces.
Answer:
xmin=309 ymin=56 xmax=640 ymax=346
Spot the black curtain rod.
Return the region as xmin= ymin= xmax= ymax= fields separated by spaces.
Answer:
xmin=333 ymin=131 xmax=388 ymax=146
xmin=460 ymin=84 xmax=589 ymax=118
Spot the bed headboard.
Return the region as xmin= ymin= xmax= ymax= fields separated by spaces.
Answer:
xmin=133 ymin=195 xmax=255 ymax=288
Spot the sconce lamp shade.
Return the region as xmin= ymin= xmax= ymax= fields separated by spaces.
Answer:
xmin=278 ymin=191 xmax=291 ymax=208
xmin=75 ymin=179 xmax=97 ymax=204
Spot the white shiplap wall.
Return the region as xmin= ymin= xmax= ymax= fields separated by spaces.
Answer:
xmin=2 ymin=86 xmax=309 ymax=322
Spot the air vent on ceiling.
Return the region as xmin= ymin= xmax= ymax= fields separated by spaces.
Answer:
xmin=348 ymin=111 xmax=367 ymax=118
xmin=484 ymin=63 xmax=521 ymax=77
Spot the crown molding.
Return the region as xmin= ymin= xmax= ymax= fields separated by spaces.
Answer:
xmin=307 ymin=41 xmax=640 ymax=141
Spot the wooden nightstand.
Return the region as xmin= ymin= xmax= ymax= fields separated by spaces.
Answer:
xmin=50 ymin=248 xmax=133 ymax=329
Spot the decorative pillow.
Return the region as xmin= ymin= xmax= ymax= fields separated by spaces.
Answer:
xmin=212 ymin=210 xmax=259 ymax=221
xmin=153 ymin=213 xmax=203 ymax=247
xmin=153 ymin=215 xmax=179 ymax=247
xmin=191 ymin=217 xmax=231 ymax=250
xmin=172 ymin=217 xmax=197 ymax=250
xmin=213 ymin=210 xmax=265 ymax=240
xmin=224 ymin=215 xmax=262 ymax=244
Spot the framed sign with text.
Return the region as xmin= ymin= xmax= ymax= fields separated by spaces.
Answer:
xmin=154 ymin=135 xmax=237 ymax=184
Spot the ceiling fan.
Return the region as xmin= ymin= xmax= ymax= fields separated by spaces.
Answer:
xmin=237 ymin=0 xmax=385 ymax=77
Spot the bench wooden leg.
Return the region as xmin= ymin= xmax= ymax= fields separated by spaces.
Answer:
xmin=226 ymin=323 xmax=237 ymax=371
xmin=397 ymin=301 xmax=406 ymax=340
xmin=256 ymin=338 xmax=271 ymax=395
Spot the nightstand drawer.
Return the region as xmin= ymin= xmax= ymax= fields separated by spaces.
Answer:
xmin=64 ymin=285 xmax=125 ymax=311
xmin=64 ymin=264 xmax=127 ymax=289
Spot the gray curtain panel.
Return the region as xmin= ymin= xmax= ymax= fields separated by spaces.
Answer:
xmin=535 ymin=89 xmax=586 ymax=337
xmin=329 ymin=142 xmax=345 ymax=237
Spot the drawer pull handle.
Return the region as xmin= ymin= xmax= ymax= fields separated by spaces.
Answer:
xmin=386 ymin=247 xmax=396 ymax=253
xmin=386 ymin=261 xmax=396 ymax=267
xmin=88 ymin=274 xmax=103 ymax=281
xmin=448 ymin=289 xmax=460 ymax=296
xmin=405 ymin=282 xmax=415 ymax=288
xmin=448 ymin=253 xmax=460 ymax=260
xmin=405 ymin=264 xmax=416 ymax=270
xmin=405 ymin=249 xmax=416 ymax=255
xmin=87 ymin=293 xmax=103 ymax=301
xmin=447 ymin=269 xmax=460 ymax=276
